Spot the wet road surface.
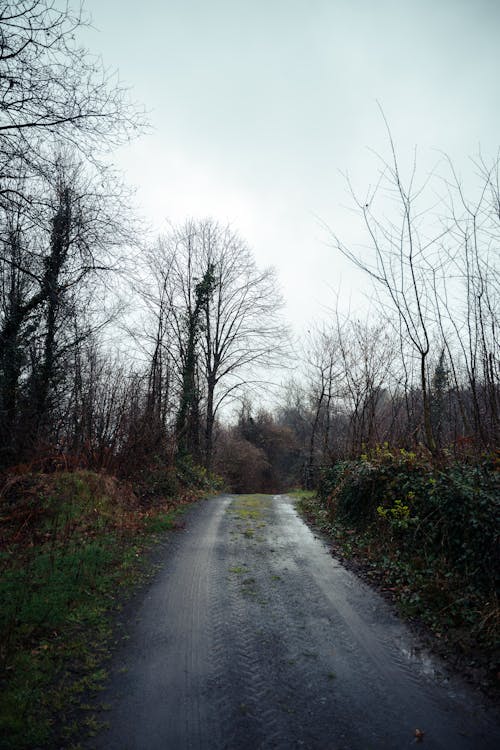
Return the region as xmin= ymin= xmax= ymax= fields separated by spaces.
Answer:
xmin=89 ymin=494 xmax=500 ymax=749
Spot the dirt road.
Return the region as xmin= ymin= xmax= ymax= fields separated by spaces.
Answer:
xmin=89 ymin=494 xmax=500 ymax=749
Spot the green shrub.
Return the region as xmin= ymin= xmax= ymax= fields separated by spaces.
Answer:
xmin=418 ymin=464 xmax=499 ymax=589
xmin=137 ymin=465 xmax=180 ymax=501
xmin=175 ymin=455 xmax=224 ymax=493
xmin=318 ymin=447 xmax=499 ymax=592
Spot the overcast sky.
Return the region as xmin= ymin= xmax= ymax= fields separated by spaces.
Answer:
xmin=83 ymin=0 xmax=500 ymax=330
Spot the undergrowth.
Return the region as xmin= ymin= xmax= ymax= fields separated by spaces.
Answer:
xmin=0 ymin=468 xmax=211 ymax=749
xmin=298 ymin=446 xmax=499 ymax=685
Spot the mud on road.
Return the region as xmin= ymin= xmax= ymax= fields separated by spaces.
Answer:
xmin=89 ymin=494 xmax=500 ymax=750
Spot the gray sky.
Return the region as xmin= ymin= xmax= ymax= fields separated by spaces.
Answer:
xmin=83 ymin=0 xmax=500 ymax=329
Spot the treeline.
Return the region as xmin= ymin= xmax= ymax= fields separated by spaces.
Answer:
xmin=0 ymin=0 xmax=141 ymax=470
xmin=215 ymin=300 xmax=498 ymax=492
xmin=1 ymin=3 xmax=497 ymax=494
xmin=0 ymin=2 xmax=285 ymax=485
xmin=215 ymin=141 xmax=499 ymax=490
xmin=303 ymin=142 xmax=499 ymax=474
xmin=325 ymin=138 xmax=499 ymax=459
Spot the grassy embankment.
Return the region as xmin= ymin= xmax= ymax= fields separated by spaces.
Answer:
xmin=0 ymin=467 xmax=215 ymax=749
xmin=295 ymin=447 xmax=499 ymax=690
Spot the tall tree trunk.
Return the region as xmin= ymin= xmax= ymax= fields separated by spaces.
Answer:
xmin=421 ymin=353 xmax=436 ymax=453
xmin=32 ymin=188 xmax=71 ymax=438
xmin=204 ymin=373 xmax=216 ymax=472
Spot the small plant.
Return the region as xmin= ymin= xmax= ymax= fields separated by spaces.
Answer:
xmin=376 ymin=496 xmax=412 ymax=530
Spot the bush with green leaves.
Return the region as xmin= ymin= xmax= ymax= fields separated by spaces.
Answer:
xmin=318 ymin=446 xmax=499 ymax=593
xmin=175 ymin=455 xmax=224 ymax=493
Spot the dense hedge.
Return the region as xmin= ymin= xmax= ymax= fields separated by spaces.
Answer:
xmin=318 ymin=446 xmax=499 ymax=593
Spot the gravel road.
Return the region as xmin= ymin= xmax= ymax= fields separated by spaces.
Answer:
xmin=89 ymin=494 xmax=500 ymax=749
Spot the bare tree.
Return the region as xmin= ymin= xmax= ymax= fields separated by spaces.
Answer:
xmin=0 ymin=154 xmax=136 ymax=464
xmin=431 ymin=153 xmax=500 ymax=446
xmin=144 ymin=219 xmax=288 ymax=469
xmin=302 ymin=323 xmax=342 ymax=481
xmin=0 ymin=0 xmax=144 ymax=208
xmin=327 ymin=125 xmax=452 ymax=451
xmin=300 ymin=314 xmax=396 ymax=473
xmin=327 ymin=130 xmax=499 ymax=453
xmin=197 ymin=221 xmax=287 ymax=470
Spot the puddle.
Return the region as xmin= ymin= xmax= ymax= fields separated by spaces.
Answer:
xmin=398 ymin=642 xmax=447 ymax=681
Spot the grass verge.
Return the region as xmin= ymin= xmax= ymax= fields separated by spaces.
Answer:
xmin=285 ymin=489 xmax=316 ymax=501
xmin=0 ymin=470 xmax=201 ymax=749
xmin=297 ymin=482 xmax=499 ymax=695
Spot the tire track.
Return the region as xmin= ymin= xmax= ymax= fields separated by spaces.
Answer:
xmin=206 ymin=497 xmax=292 ymax=749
